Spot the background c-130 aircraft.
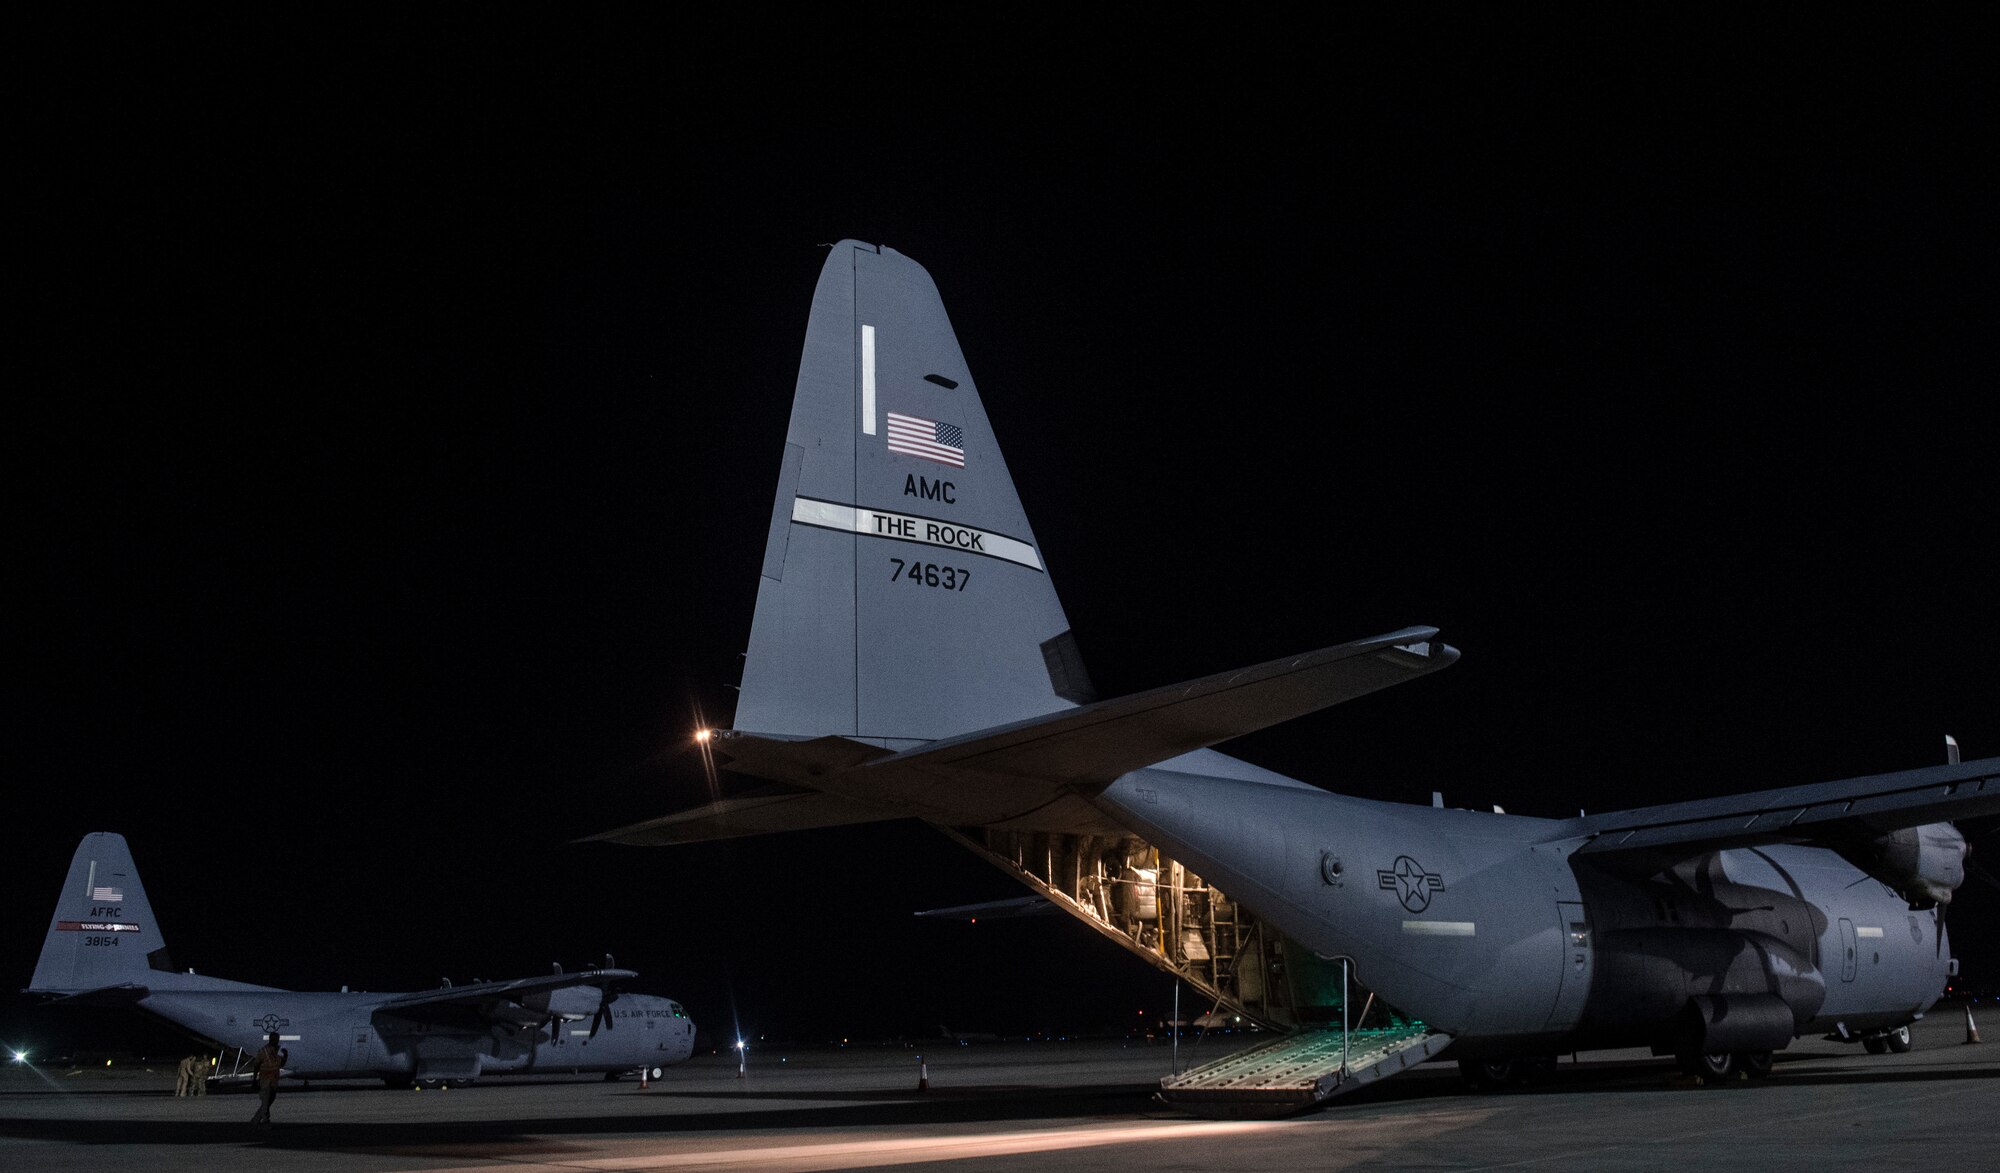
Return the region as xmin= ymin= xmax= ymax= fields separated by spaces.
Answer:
xmin=28 ymin=833 xmax=696 ymax=1087
xmin=592 ymin=240 xmax=1998 ymax=1111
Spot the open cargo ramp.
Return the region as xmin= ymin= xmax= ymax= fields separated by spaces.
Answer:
xmin=1159 ymin=1023 xmax=1451 ymax=1118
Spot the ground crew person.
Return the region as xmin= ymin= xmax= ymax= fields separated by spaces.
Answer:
xmin=174 ymin=1053 xmax=201 ymax=1096
xmin=191 ymin=1054 xmax=209 ymax=1097
xmin=247 ymin=1033 xmax=287 ymax=1127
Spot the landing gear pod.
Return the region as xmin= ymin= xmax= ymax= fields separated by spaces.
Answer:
xmin=1678 ymin=993 xmax=1796 ymax=1056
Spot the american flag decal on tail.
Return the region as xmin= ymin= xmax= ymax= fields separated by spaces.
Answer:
xmin=886 ymin=412 xmax=966 ymax=467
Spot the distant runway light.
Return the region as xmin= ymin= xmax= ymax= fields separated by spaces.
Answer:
xmin=9 ymin=1050 xmax=24 ymax=1064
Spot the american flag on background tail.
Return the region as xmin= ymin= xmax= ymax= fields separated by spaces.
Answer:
xmin=886 ymin=412 xmax=966 ymax=467
xmin=92 ymin=886 xmax=124 ymax=901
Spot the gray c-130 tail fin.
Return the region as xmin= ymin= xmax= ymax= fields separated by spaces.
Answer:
xmin=29 ymin=832 xmax=173 ymax=994
xmin=735 ymin=241 xmax=1088 ymax=745
xmin=588 ymin=243 xmax=1461 ymax=847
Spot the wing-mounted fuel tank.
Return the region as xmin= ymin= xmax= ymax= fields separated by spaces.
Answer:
xmin=1831 ymin=822 xmax=1967 ymax=908
xmin=944 ymin=827 xmax=1405 ymax=1033
xmin=1575 ymin=851 xmax=1828 ymax=1052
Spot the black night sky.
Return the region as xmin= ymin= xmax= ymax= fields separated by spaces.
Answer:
xmin=11 ymin=19 xmax=1996 ymax=1057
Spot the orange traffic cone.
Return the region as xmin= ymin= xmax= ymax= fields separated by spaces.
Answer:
xmin=917 ymin=1055 xmax=929 ymax=1092
xmin=640 ymin=1067 xmax=650 ymax=1089
xmin=1966 ymin=1005 xmax=1982 ymax=1045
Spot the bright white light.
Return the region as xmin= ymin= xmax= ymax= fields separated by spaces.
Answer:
xmin=9 ymin=1051 xmax=24 ymax=1064
xmin=734 ymin=1040 xmax=746 ymax=1050
xmin=695 ymin=729 xmax=713 ymax=743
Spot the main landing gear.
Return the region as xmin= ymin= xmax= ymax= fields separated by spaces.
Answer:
xmin=1863 ymin=1024 xmax=1913 ymax=1054
xmin=1673 ymin=1050 xmax=1774 ymax=1080
xmin=1457 ymin=1056 xmax=1557 ymax=1089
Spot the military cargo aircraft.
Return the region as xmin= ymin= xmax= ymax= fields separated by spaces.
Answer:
xmin=590 ymin=241 xmax=1996 ymax=1111
xmin=28 ymin=833 xmax=696 ymax=1087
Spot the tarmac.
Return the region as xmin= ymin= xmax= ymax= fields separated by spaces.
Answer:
xmin=1 ymin=1012 xmax=1993 ymax=1171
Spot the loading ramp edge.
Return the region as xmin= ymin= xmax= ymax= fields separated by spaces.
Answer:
xmin=1158 ymin=1025 xmax=1454 ymax=1117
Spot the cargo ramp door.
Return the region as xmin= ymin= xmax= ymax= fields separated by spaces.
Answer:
xmin=1158 ymin=1022 xmax=1450 ymax=1118
xmin=947 ymin=827 xmax=1401 ymax=1032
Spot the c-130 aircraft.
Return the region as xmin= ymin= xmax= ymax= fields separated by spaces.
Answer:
xmin=591 ymin=241 xmax=1995 ymax=1113
xmin=28 ymin=834 xmax=696 ymax=1087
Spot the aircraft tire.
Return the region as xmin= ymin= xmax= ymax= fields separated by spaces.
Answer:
xmin=1677 ymin=1051 xmax=1735 ymax=1080
xmin=1885 ymin=1025 xmax=1913 ymax=1054
xmin=1457 ymin=1057 xmax=1521 ymax=1089
xmin=1863 ymin=1036 xmax=1889 ymax=1055
xmin=1737 ymin=1051 xmax=1773 ymax=1079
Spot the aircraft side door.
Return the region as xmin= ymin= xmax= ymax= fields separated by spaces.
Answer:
xmin=1545 ymin=901 xmax=1594 ymax=1031
xmin=346 ymin=1021 xmax=376 ymax=1073
xmin=1838 ymin=918 xmax=1858 ymax=982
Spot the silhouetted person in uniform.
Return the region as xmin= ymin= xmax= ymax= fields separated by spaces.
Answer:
xmin=247 ymin=1033 xmax=287 ymax=1127
xmin=174 ymin=1053 xmax=200 ymax=1096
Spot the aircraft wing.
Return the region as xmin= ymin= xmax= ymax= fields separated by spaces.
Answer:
xmin=1564 ymin=756 xmax=2000 ymax=861
xmin=374 ymin=969 xmax=637 ymax=1021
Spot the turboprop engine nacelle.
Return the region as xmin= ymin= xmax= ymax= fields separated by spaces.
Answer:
xmin=1838 ymin=822 xmax=1967 ymax=907
xmin=1592 ymin=926 xmax=1827 ymax=1045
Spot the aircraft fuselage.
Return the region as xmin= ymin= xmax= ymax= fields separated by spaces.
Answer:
xmin=1097 ymin=768 xmax=1947 ymax=1057
xmin=138 ymin=987 xmax=696 ymax=1081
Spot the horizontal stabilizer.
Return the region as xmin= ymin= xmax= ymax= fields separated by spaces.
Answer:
xmin=1567 ymin=756 xmax=2000 ymax=862
xmin=588 ymin=628 xmax=1456 ymax=842
xmin=35 ymin=983 xmax=151 ymax=1006
xmin=694 ymin=735 xmax=897 ymax=788
xmin=913 ymin=896 xmax=1058 ymax=920
xmin=719 ymin=627 xmax=1456 ymax=827
xmin=879 ymin=626 xmax=1453 ymax=783
xmin=582 ymin=786 xmax=902 ymax=846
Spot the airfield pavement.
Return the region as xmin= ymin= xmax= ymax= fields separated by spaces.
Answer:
xmin=1 ymin=1012 xmax=1995 ymax=1172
